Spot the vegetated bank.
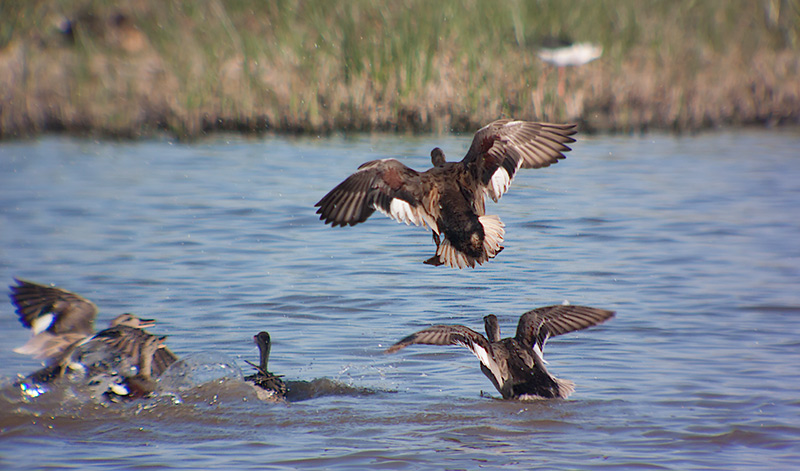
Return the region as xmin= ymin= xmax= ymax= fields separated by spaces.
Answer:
xmin=1 ymin=0 xmax=798 ymax=139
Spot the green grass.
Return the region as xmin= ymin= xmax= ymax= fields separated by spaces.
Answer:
xmin=0 ymin=0 xmax=798 ymax=138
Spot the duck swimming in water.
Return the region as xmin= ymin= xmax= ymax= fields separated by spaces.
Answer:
xmin=244 ymin=331 xmax=287 ymax=399
xmin=315 ymin=119 xmax=577 ymax=268
xmin=385 ymin=305 xmax=614 ymax=399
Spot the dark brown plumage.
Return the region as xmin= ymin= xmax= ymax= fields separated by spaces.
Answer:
xmin=244 ymin=331 xmax=287 ymax=399
xmin=385 ymin=305 xmax=614 ymax=399
xmin=315 ymin=119 xmax=577 ymax=268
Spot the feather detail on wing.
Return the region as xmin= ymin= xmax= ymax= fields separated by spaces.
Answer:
xmin=462 ymin=120 xmax=577 ymax=202
xmin=514 ymin=305 xmax=615 ymax=356
xmin=9 ymin=279 xmax=98 ymax=336
xmin=315 ymin=159 xmax=434 ymax=230
xmin=385 ymin=324 xmax=504 ymax=386
xmin=479 ymin=215 xmax=505 ymax=257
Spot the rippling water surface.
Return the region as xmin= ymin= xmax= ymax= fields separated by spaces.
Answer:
xmin=0 ymin=129 xmax=799 ymax=469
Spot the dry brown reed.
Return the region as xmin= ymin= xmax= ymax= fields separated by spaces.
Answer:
xmin=0 ymin=0 xmax=798 ymax=139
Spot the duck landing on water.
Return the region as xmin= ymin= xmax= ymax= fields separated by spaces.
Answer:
xmin=315 ymin=119 xmax=577 ymax=269
xmin=244 ymin=331 xmax=287 ymax=400
xmin=385 ymin=305 xmax=614 ymax=400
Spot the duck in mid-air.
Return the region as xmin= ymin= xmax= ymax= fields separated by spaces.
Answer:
xmin=315 ymin=119 xmax=577 ymax=268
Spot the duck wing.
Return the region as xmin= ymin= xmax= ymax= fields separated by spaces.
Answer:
xmin=514 ymin=305 xmax=615 ymax=357
xmin=385 ymin=324 xmax=503 ymax=381
xmin=461 ymin=120 xmax=577 ymax=202
xmin=86 ymin=323 xmax=177 ymax=377
xmin=316 ymin=159 xmax=434 ymax=229
xmin=151 ymin=345 xmax=179 ymax=377
xmin=79 ymin=325 xmax=153 ymax=367
xmin=10 ymin=278 xmax=98 ymax=336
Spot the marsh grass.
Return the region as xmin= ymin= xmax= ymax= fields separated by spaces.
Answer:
xmin=0 ymin=0 xmax=798 ymax=139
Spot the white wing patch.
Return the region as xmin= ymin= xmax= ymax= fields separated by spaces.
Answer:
xmin=533 ymin=342 xmax=548 ymax=365
xmin=375 ymin=198 xmax=438 ymax=233
xmin=459 ymin=340 xmax=505 ymax=389
xmin=32 ymin=313 xmax=55 ymax=335
xmin=488 ymin=167 xmax=513 ymax=202
xmin=389 ymin=198 xmax=420 ymax=226
xmin=374 ymin=198 xmax=420 ymax=226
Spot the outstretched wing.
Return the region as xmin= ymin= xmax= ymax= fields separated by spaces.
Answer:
xmin=461 ymin=120 xmax=577 ymax=202
xmin=386 ymin=323 xmax=500 ymax=371
xmin=315 ymin=159 xmax=434 ymax=229
xmin=10 ymin=278 xmax=98 ymax=336
xmin=514 ymin=305 xmax=615 ymax=356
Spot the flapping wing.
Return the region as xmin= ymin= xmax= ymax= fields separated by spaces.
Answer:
xmin=315 ymin=159 xmax=434 ymax=229
xmin=83 ymin=323 xmax=176 ymax=377
xmin=10 ymin=278 xmax=97 ymax=336
xmin=152 ymin=346 xmax=179 ymax=377
xmin=461 ymin=120 xmax=577 ymax=202
xmin=514 ymin=305 xmax=615 ymax=355
xmin=86 ymin=325 xmax=153 ymax=359
xmin=387 ymin=322 xmax=494 ymax=360
xmin=386 ymin=324 xmax=504 ymax=384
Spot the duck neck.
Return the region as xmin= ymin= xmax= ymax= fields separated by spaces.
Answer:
xmin=484 ymin=315 xmax=501 ymax=343
xmin=259 ymin=339 xmax=271 ymax=372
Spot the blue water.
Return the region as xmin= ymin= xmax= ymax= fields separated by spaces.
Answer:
xmin=0 ymin=129 xmax=799 ymax=469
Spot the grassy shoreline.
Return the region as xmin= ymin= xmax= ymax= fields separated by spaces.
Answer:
xmin=1 ymin=0 xmax=799 ymax=140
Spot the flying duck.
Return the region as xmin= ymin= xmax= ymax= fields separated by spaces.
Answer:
xmin=244 ymin=331 xmax=287 ymax=398
xmin=385 ymin=305 xmax=614 ymax=399
xmin=315 ymin=119 xmax=577 ymax=268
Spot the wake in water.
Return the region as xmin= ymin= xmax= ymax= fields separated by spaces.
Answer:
xmin=2 ymin=349 xmax=387 ymax=416
xmin=5 ymin=279 xmax=387 ymax=411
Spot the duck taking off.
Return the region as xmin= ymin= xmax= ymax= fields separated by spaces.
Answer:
xmin=9 ymin=278 xmax=179 ymax=396
xmin=315 ymin=119 xmax=577 ymax=268
xmin=385 ymin=305 xmax=614 ymax=399
xmin=9 ymin=278 xmax=173 ymax=363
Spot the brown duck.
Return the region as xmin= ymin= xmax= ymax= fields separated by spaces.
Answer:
xmin=315 ymin=119 xmax=577 ymax=268
xmin=9 ymin=279 xmax=178 ymax=389
xmin=385 ymin=305 xmax=614 ymax=399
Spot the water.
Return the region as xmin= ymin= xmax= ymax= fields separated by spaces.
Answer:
xmin=0 ymin=129 xmax=799 ymax=469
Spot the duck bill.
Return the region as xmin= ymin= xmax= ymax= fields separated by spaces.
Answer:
xmin=138 ymin=318 xmax=156 ymax=328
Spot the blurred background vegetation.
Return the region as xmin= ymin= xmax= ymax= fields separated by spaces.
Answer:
xmin=1 ymin=0 xmax=798 ymax=139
